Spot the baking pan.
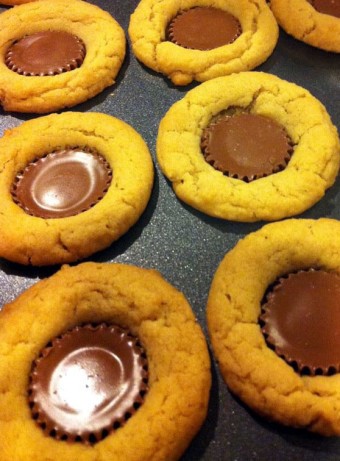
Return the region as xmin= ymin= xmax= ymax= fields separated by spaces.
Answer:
xmin=0 ymin=1 xmax=339 ymax=459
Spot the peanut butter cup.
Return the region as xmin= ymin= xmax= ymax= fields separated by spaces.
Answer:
xmin=261 ymin=270 xmax=340 ymax=375
xmin=11 ymin=148 xmax=112 ymax=219
xmin=167 ymin=7 xmax=242 ymax=50
xmin=309 ymin=0 xmax=340 ymax=18
xmin=5 ymin=31 xmax=86 ymax=76
xmin=201 ymin=112 xmax=293 ymax=181
xmin=28 ymin=324 xmax=148 ymax=444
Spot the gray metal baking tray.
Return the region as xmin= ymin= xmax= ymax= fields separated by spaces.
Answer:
xmin=0 ymin=1 xmax=339 ymax=459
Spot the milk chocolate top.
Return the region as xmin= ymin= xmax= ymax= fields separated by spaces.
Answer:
xmin=29 ymin=324 xmax=148 ymax=443
xmin=261 ymin=270 xmax=340 ymax=375
xmin=167 ymin=7 xmax=242 ymax=50
xmin=310 ymin=0 xmax=340 ymax=18
xmin=5 ymin=31 xmax=86 ymax=76
xmin=12 ymin=148 xmax=112 ymax=219
xmin=201 ymin=113 xmax=293 ymax=181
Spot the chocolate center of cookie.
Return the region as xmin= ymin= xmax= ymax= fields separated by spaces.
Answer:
xmin=5 ymin=31 xmax=86 ymax=76
xmin=11 ymin=148 xmax=112 ymax=219
xmin=167 ymin=7 xmax=242 ymax=50
xmin=29 ymin=324 xmax=148 ymax=443
xmin=310 ymin=0 xmax=340 ymax=18
xmin=261 ymin=270 xmax=340 ymax=375
xmin=201 ymin=113 xmax=293 ymax=181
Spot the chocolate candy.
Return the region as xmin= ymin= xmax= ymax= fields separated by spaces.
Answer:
xmin=310 ymin=0 xmax=340 ymax=18
xmin=5 ymin=31 xmax=86 ymax=76
xmin=29 ymin=324 xmax=148 ymax=443
xmin=167 ymin=7 xmax=242 ymax=50
xmin=261 ymin=270 xmax=340 ymax=375
xmin=201 ymin=112 xmax=293 ymax=181
xmin=11 ymin=148 xmax=112 ymax=219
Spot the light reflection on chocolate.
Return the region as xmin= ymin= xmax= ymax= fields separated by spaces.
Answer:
xmin=11 ymin=148 xmax=112 ymax=218
xmin=29 ymin=324 xmax=148 ymax=444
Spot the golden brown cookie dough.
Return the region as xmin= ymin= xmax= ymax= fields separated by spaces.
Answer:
xmin=207 ymin=218 xmax=340 ymax=436
xmin=0 ymin=262 xmax=211 ymax=461
xmin=0 ymin=112 xmax=154 ymax=265
xmin=0 ymin=0 xmax=125 ymax=113
xmin=157 ymin=71 xmax=340 ymax=222
xmin=129 ymin=0 xmax=279 ymax=85
xmin=270 ymin=0 xmax=340 ymax=52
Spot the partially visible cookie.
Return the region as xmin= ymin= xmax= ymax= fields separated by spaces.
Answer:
xmin=270 ymin=0 xmax=340 ymax=52
xmin=0 ymin=262 xmax=211 ymax=461
xmin=0 ymin=0 xmax=125 ymax=113
xmin=157 ymin=71 xmax=340 ymax=222
xmin=129 ymin=0 xmax=278 ymax=85
xmin=0 ymin=112 xmax=154 ymax=265
xmin=207 ymin=218 xmax=340 ymax=436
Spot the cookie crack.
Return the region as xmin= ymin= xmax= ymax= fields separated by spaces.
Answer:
xmin=0 ymin=339 xmax=33 ymax=357
xmin=45 ymin=126 xmax=114 ymax=145
xmin=301 ymin=17 xmax=317 ymax=39
xmin=306 ymin=387 xmax=340 ymax=398
xmin=146 ymin=0 xmax=167 ymax=66
xmin=56 ymin=233 xmax=72 ymax=256
xmin=0 ymin=158 xmax=13 ymax=175
xmin=249 ymin=86 xmax=268 ymax=106
xmin=248 ymin=0 xmax=262 ymax=35
xmin=121 ymin=197 xmax=137 ymax=209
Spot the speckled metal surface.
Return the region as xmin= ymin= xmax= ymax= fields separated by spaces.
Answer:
xmin=0 ymin=1 xmax=339 ymax=460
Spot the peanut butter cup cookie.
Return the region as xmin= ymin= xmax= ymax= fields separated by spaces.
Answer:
xmin=0 ymin=0 xmax=125 ymax=113
xmin=157 ymin=71 xmax=340 ymax=221
xmin=270 ymin=0 xmax=340 ymax=52
xmin=0 ymin=112 xmax=154 ymax=265
xmin=0 ymin=262 xmax=211 ymax=461
xmin=207 ymin=218 xmax=340 ymax=435
xmin=129 ymin=0 xmax=278 ymax=85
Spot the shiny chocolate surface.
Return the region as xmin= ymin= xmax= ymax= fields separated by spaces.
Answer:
xmin=201 ymin=113 xmax=293 ymax=181
xmin=29 ymin=324 xmax=148 ymax=442
xmin=12 ymin=149 xmax=112 ymax=218
xmin=5 ymin=31 xmax=86 ymax=76
xmin=0 ymin=0 xmax=339 ymax=459
xmin=261 ymin=270 xmax=340 ymax=374
xmin=167 ymin=7 xmax=241 ymax=50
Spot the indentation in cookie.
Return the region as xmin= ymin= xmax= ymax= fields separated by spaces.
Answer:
xmin=166 ymin=7 xmax=242 ymax=50
xmin=5 ymin=31 xmax=86 ymax=76
xmin=260 ymin=269 xmax=340 ymax=376
xmin=200 ymin=111 xmax=294 ymax=181
xmin=309 ymin=0 xmax=340 ymax=19
xmin=11 ymin=147 xmax=112 ymax=219
xmin=28 ymin=324 xmax=149 ymax=444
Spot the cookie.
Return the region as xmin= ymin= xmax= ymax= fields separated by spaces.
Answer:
xmin=0 ymin=112 xmax=154 ymax=265
xmin=207 ymin=218 xmax=340 ymax=436
xmin=0 ymin=262 xmax=211 ymax=461
xmin=128 ymin=0 xmax=278 ymax=85
xmin=157 ymin=71 xmax=340 ymax=222
xmin=270 ymin=0 xmax=340 ymax=52
xmin=0 ymin=0 xmax=125 ymax=113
